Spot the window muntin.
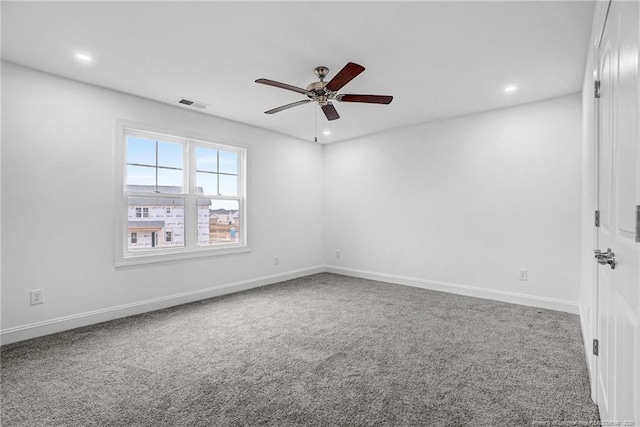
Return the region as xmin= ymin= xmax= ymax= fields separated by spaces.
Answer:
xmin=195 ymin=147 xmax=239 ymax=196
xmin=118 ymin=125 xmax=246 ymax=265
xmin=126 ymin=136 xmax=184 ymax=193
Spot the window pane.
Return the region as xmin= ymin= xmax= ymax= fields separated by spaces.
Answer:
xmin=157 ymin=168 xmax=183 ymax=191
xmin=127 ymin=196 xmax=185 ymax=251
xmin=157 ymin=141 xmax=183 ymax=169
xmin=196 ymin=172 xmax=217 ymax=195
xmin=127 ymin=136 xmax=155 ymax=166
xmin=198 ymin=199 xmax=240 ymax=246
xmin=219 ymin=174 xmax=238 ymax=196
xmin=127 ymin=165 xmax=156 ymax=188
xmin=219 ymin=151 xmax=238 ymax=174
xmin=196 ymin=147 xmax=218 ymax=173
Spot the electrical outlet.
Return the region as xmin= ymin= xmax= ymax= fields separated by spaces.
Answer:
xmin=30 ymin=289 xmax=44 ymax=305
xmin=336 ymin=250 xmax=341 ymax=259
xmin=518 ymin=269 xmax=528 ymax=281
xmin=274 ymin=256 xmax=279 ymax=265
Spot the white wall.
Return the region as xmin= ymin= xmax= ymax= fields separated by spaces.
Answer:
xmin=1 ymin=62 xmax=586 ymax=345
xmin=324 ymin=94 xmax=583 ymax=312
xmin=1 ymin=62 xmax=324 ymax=343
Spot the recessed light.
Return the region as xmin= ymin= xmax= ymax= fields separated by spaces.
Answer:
xmin=74 ymin=52 xmax=92 ymax=63
xmin=322 ymin=129 xmax=331 ymax=136
xmin=504 ymin=85 xmax=518 ymax=94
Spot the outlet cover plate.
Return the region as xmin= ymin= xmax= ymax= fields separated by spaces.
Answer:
xmin=518 ymin=269 xmax=528 ymax=281
xmin=30 ymin=289 xmax=44 ymax=305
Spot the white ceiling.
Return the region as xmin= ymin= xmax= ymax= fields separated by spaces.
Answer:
xmin=1 ymin=1 xmax=594 ymax=143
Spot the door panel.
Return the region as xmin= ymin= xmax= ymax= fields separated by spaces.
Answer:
xmin=597 ymin=276 xmax=612 ymax=416
xmin=616 ymin=9 xmax=639 ymax=235
xmin=595 ymin=0 xmax=640 ymax=424
xmin=614 ymin=293 xmax=638 ymax=421
xmin=598 ymin=40 xmax=614 ymax=231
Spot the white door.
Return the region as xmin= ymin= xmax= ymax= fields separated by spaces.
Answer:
xmin=595 ymin=0 xmax=640 ymax=423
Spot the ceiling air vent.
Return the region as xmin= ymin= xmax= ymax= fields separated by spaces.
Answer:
xmin=177 ymin=98 xmax=208 ymax=109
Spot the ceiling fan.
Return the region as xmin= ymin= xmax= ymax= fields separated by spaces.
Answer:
xmin=255 ymin=62 xmax=393 ymax=121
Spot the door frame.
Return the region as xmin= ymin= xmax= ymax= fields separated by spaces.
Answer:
xmin=591 ymin=0 xmax=612 ymax=406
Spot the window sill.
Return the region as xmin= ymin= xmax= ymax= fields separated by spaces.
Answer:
xmin=115 ymin=246 xmax=250 ymax=268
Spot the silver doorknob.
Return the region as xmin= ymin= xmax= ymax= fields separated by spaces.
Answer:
xmin=594 ymin=248 xmax=616 ymax=269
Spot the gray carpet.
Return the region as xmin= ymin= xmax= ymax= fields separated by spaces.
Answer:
xmin=1 ymin=273 xmax=599 ymax=426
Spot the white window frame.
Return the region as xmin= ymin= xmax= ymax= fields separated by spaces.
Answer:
xmin=114 ymin=119 xmax=248 ymax=267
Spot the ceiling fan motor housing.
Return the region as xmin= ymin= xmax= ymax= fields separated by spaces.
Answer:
xmin=306 ymin=81 xmax=331 ymax=105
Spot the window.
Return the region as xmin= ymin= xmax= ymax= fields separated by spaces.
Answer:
xmin=115 ymin=121 xmax=247 ymax=266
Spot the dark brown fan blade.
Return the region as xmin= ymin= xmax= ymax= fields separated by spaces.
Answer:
xmin=321 ymin=103 xmax=340 ymax=121
xmin=338 ymin=94 xmax=393 ymax=104
xmin=255 ymin=78 xmax=310 ymax=95
xmin=264 ymin=99 xmax=312 ymax=114
xmin=325 ymin=62 xmax=365 ymax=92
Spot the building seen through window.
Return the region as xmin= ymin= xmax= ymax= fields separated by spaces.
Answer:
xmin=126 ymin=185 xmax=240 ymax=250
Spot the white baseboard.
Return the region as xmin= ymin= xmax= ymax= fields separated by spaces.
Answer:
xmin=1 ymin=264 xmax=581 ymax=346
xmin=325 ymin=265 xmax=579 ymax=314
xmin=0 ymin=265 xmax=324 ymax=345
